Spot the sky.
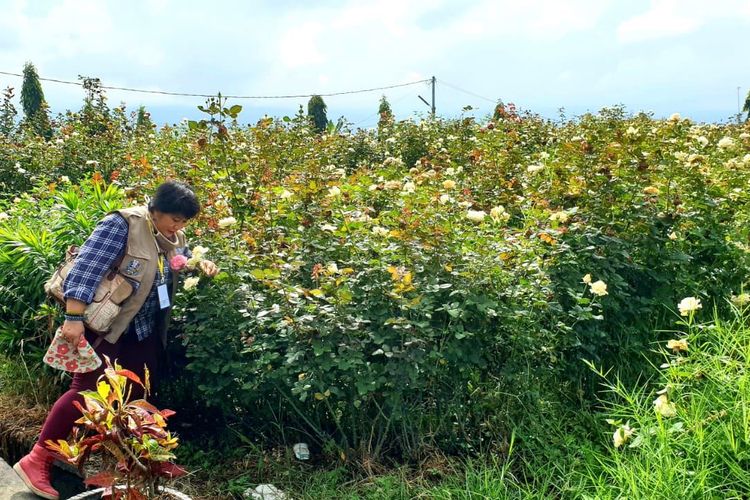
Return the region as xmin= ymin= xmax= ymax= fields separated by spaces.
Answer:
xmin=0 ymin=0 xmax=748 ymax=127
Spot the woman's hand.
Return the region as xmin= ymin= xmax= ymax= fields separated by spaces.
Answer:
xmin=61 ymin=319 xmax=85 ymax=346
xmin=199 ymin=259 xmax=220 ymax=277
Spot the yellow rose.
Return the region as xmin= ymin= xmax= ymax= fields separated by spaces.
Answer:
xmin=666 ymin=339 xmax=688 ymax=353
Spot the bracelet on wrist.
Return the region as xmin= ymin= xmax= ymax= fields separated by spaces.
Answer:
xmin=64 ymin=313 xmax=85 ymax=322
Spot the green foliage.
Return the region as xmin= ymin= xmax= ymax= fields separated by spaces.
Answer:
xmin=575 ymin=306 xmax=750 ymax=498
xmin=0 ymin=86 xmax=17 ymax=137
xmin=0 ymin=181 xmax=124 ymax=358
xmin=308 ymin=95 xmax=328 ymax=133
xmin=377 ymin=95 xmax=393 ymax=132
xmin=135 ymin=105 xmax=154 ymax=133
xmin=78 ymin=76 xmax=111 ymax=136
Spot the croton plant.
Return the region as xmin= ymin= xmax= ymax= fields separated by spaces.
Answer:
xmin=46 ymin=356 xmax=186 ymax=499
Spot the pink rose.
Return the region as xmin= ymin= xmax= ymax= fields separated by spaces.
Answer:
xmin=170 ymin=254 xmax=188 ymax=271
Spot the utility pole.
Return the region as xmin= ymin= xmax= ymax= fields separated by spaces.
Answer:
xmin=431 ymin=76 xmax=436 ymax=116
xmin=418 ymin=76 xmax=436 ymax=117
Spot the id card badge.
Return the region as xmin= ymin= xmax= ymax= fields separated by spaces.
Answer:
xmin=157 ymin=283 xmax=171 ymax=309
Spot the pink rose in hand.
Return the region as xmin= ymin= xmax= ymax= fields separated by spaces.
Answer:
xmin=170 ymin=254 xmax=188 ymax=271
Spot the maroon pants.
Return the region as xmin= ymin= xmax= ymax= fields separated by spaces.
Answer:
xmin=38 ymin=327 xmax=161 ymax=445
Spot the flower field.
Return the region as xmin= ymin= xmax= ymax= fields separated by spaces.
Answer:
xmin=1 ymin=100 xmax=750 ymax=497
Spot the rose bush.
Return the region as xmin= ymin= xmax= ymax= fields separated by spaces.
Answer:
xmin=1 ymin=97 xmax=749 ymax=465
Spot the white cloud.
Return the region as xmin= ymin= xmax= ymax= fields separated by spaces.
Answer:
xmin=278 ymin=21 xmax=326 ymax=68
xmin=618 ymin=0 xmax=750 ymax=43
xmin=445 ymin=0 xmax=612 ymax=41
xmin=617 ymin=0 xmax=702 ymax=43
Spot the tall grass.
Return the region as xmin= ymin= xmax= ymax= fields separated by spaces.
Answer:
xmin=574 ymin=304 xmax=750 ymax=499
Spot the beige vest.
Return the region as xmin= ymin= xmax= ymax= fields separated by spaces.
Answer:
xmin=102 ymin=206 xmax=185 ymax=347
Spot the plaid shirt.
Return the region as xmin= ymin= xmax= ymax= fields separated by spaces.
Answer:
xmin=63 ymin=213 xmax=179 ymax=341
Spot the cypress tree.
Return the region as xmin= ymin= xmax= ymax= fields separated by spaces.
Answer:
xmin=20 ymin=62 xmax=52 ymax=139
xmin=307 ymin=95 xmax=328 ymax=133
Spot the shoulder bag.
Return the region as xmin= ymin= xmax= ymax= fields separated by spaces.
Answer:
xmin=44 ymin=245 xmax=134 ymax=335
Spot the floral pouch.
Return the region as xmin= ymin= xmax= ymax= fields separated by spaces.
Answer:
xmin=43 ymin=327 xmax=102 ymax=373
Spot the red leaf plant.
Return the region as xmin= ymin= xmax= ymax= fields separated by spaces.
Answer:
xmin=45 ymin=356 xmax=186 ymax=499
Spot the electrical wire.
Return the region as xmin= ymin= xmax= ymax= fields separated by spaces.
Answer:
xmin=0 ymin=70 xmax=430 ymax=100
xmin=436 ymin=79 xmax=496 ymax=104
xmin=351 ymin=86 xmax=426 ymax=128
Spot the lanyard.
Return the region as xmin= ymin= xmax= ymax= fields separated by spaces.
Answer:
xmin=156 ymin=252 xmax=165 ymax=283
xmin=147 ymin=217 xmax=166 ymax=284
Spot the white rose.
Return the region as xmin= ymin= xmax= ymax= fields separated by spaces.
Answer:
xmin=218 ymin=216 xmax=237 ymax=228
xmin=466 ymin=210 xmax=486 ymax=223
xmin=653 ymin=394 xmax=676 ymax=417
xmin=527 ymin=164 xmax=544 ymax=174
xmin=613 ymin=423 xmax=634 ymax=448
xmin=589 ymin=280 xmax=608 ymax=296
xmin=677 ymin=297 xmax=702 ymax=316
xmin=183 ymin=276 xmax=200 ymax=290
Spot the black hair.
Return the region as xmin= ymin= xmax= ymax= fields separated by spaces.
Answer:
xmin=148 ymin=181 xmax=200 ymax=219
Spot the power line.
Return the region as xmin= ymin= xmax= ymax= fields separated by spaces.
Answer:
xmin=0 ymin=70 xmax=431 ymax=100
xmin=352 ymin=87 xmax=423 ymax=128
xmin=437 ymin=79 xmax=496 ymax=104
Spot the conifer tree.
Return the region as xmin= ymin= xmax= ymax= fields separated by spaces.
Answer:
xmin=20 ymin=62 xmax=52 ymax=139
xmin=307 ymin=95 xmax=328 ymax=133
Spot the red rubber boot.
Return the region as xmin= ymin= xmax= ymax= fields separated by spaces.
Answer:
xmin=13 ymin=444 xmax=60 ymax=499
